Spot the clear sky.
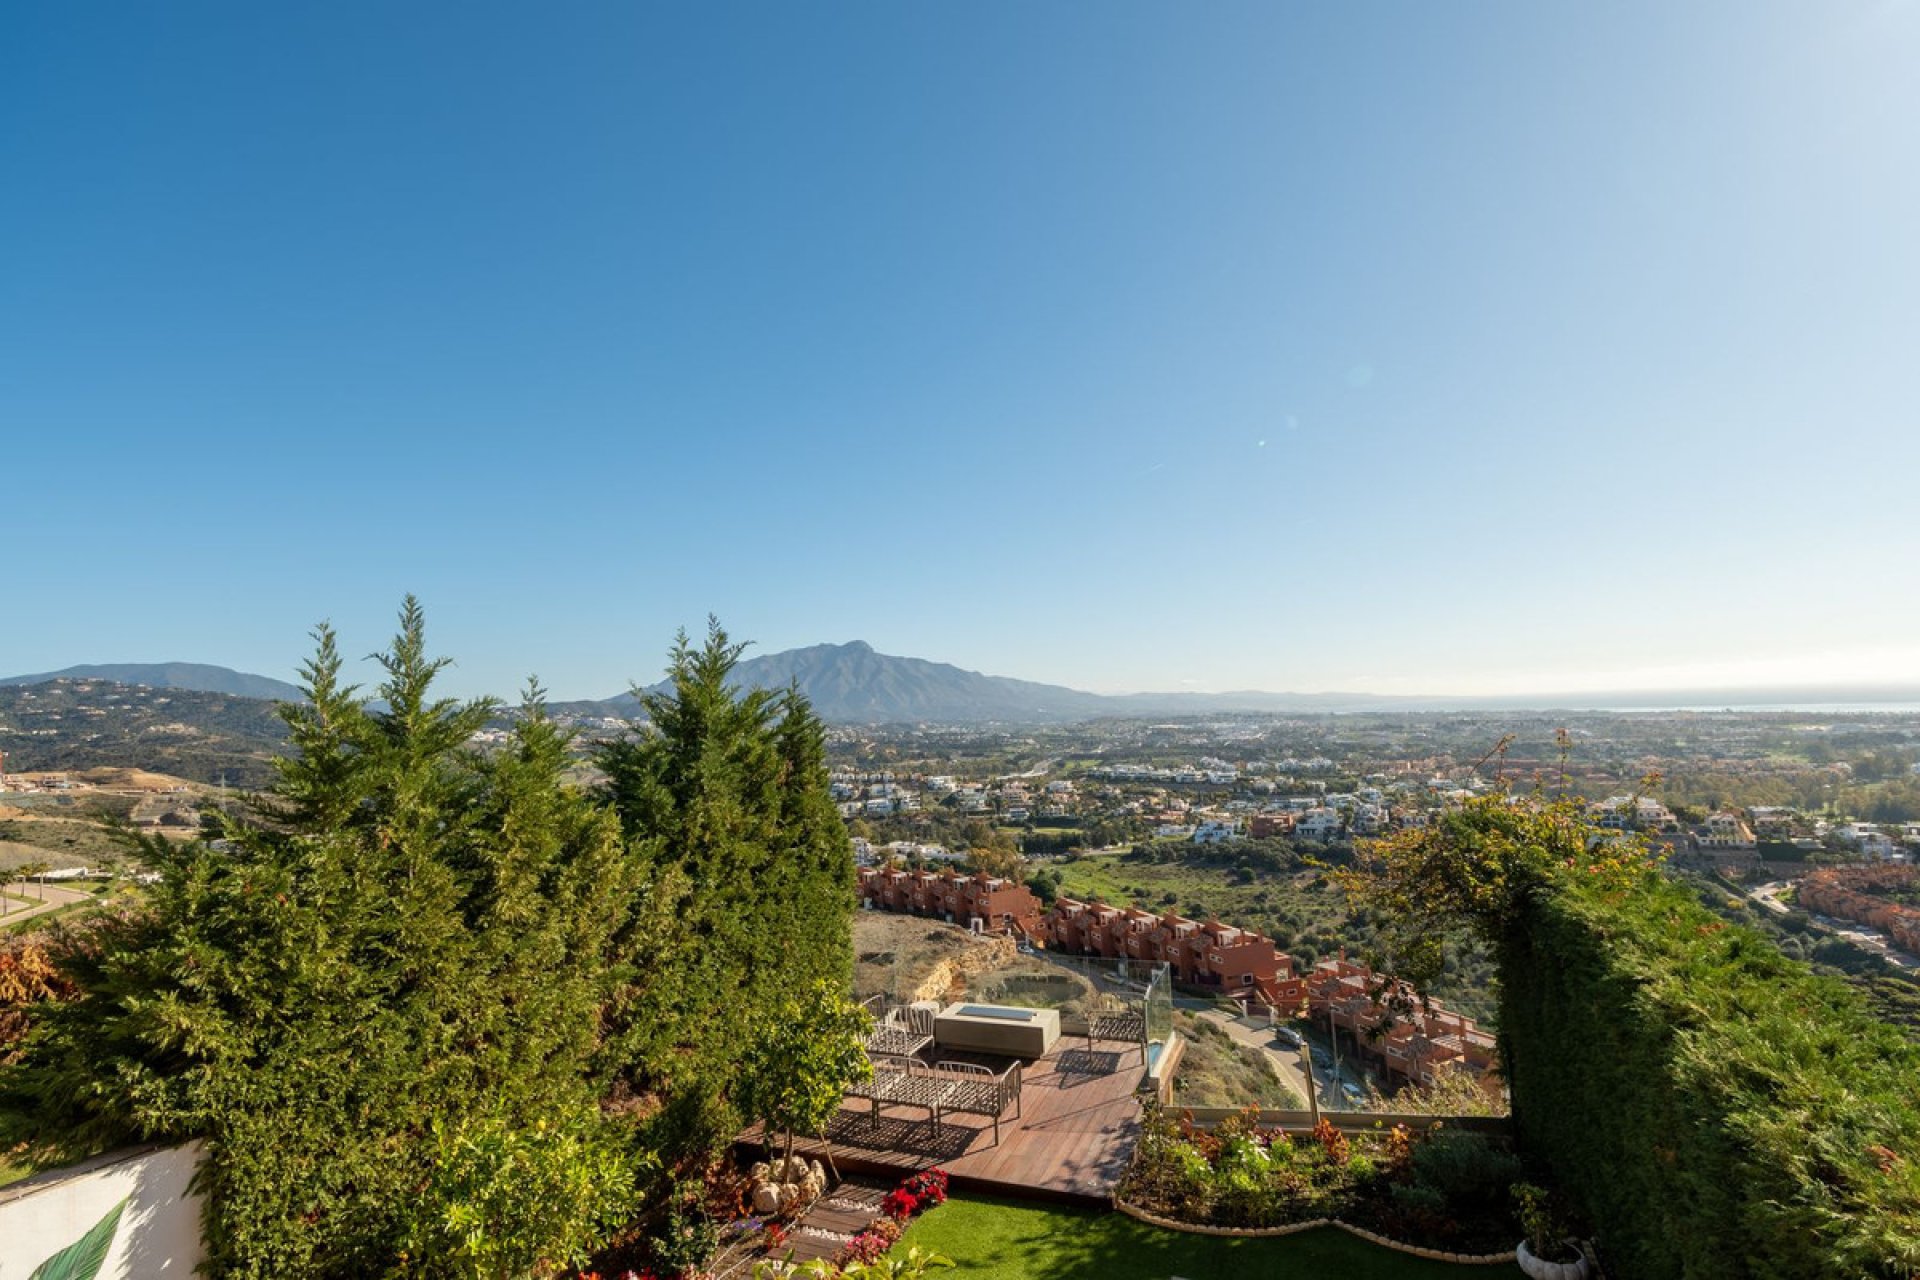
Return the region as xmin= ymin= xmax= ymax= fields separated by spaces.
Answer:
xmin=4 ymin=2 xmax=1917 ymax=701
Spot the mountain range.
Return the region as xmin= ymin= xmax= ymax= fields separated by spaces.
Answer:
xmin=0 ymin=663 xmax=307 ymax=703
xmin=7 ymin=647 xmax=1920 ymax=724
xmin=582 ymin=642 xmax=1445 ymax=721
xmin=3 ymin=645 xmax=1375 ymax=723
xmin=585 ymin=641 xmax=1116 ymax=722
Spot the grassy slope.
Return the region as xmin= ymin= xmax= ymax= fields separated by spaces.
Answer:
xmin=895 ymin=1195 xmax=1503 ymax=1279
xmin=1168 ymin=1011 xmax=1303 ymax=1109
xmin=1050 ymin=851 xmax=1350 ymax=941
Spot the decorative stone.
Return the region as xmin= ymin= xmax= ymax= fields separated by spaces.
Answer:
xmin=747 ymin=1154 xmax=830 ymax=1220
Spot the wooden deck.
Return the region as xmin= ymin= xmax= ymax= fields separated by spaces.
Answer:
xmin=740 ymin=1037 xmax=1149 ymax=1206
xmin=782 ymin=1179 xmax=889 ymax=1268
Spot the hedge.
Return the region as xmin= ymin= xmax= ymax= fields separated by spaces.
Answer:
xmin=1499 ymin=869 xmax=1920 ymax=1278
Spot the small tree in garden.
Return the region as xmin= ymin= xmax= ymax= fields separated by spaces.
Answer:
xmin=395 ymin=1102 xmax=643 ymax=1280
xmin=736 ymin=979 xmax=872 ymax=1167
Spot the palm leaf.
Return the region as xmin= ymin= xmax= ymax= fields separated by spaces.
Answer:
xmin=29 ymin=1198 xmax=126 ymax=1280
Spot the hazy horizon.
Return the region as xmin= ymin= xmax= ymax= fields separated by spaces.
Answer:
xmin=5 ymin=3 xmax=1915 ymax=701
xmin=9 ymin=643 xmax=1920 ymax=713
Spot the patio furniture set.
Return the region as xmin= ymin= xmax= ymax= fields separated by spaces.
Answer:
xmin=848 ymin=997 xmax=1144 ymax=1147
xmin=846 ymin=1054 xmax=1025 ymax=1143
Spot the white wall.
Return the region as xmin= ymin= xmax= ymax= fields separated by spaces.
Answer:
xmin=0 ymin=1143 xmax=204 ymax=1280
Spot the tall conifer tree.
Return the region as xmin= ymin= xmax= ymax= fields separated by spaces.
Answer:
xmin=596 ymin=621 xmax=855 ymax=1142
xmin=6 ymin=601 xmax=641 ymax=1277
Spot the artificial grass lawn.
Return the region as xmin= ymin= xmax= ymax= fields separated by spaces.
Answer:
xmin=895 ymin=1195 xmax=1516 ymax=1279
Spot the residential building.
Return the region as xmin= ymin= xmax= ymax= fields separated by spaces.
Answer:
xmin=1799 ymin=867 xmax=1920 ymax=954
xmin=1043 ymin=898 xmax=1292 ymax=999
xmin=857 ymin=867 xmax=1045 ymax=935
xmin=1702 ymin=812 xmax=1757 ymax=848
xmin=1294 ymin=808 xmax=1343 ymax=842
xmin=1249 ymin=812 xmax=1296 ymax=840
xmin=1289 ymin=957 xmax=1498 ymax=1088
xmin=1591 ymin=796 xmax=1678 ymax=832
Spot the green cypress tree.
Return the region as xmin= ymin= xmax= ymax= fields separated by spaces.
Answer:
xmin=596 ymin=621 xmax=855 ymax=1150
xmin=5 ymin=600 xmax=642 ymax=1278
xmin=768 ymin=686 xmax=856 ymax=994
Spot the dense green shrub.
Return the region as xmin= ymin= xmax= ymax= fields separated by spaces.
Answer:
xmin=1385 ymin=1129 xmax=1522 ymax=1247
xmin=1400 ymin=1130 xmax=1521 ymax=1209
xmin=1501 ymin=867 xmax=1920 ymax=1278
xmin=1354 ymin=794 xmax=1920 ymax=1278
xmin=647 ymin=1187 xmax=725 ymax=1278
xmin=2 ymin=608 xmax=860 ymax=1278
xmin=395 ymin=1102 xmax=640 ymax=1279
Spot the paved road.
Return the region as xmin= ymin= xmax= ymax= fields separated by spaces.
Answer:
xmin=0 ymin=881 xmax=93 ymax=928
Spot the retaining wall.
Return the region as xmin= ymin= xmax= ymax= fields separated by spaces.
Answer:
xmin=0 ymin=1143 xmax=204 ymax=1280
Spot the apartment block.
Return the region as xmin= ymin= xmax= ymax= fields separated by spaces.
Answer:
xmin=857 ymin=866 xmax=1045 ymax=935
xmin=1044 ymin=897 xmax=1292 ymax=997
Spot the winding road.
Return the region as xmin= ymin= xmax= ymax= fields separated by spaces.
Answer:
xmin=0 ymin=881 xmax=94 ymax=928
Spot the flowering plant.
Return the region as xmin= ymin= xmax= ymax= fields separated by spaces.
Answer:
xmin=882 ymin=1167 xmax=949 ymax=1221
xmin=1310 ymin=1118 xmax=1350 ymax=1166
xmin=1383 ymin=1123 xmax=1415 ymax=1167
xmin=837 ymin=1215 xmax=903 ymax=1265
xmin=899 ymin=1168 xmax=949 ymax=1207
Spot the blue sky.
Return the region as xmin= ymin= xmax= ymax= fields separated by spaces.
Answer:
xmin=4 ymin=2 xmax=1916 ymax=700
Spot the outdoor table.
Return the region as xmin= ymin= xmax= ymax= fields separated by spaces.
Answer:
xmin=933 ymin=1003 xmax=1060 ymax=1057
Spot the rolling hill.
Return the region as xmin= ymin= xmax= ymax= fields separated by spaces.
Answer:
xmin=0 ymin=679 xmax=290 ymax=787
xmin=0 ymin=663 xmax=304 ymax=702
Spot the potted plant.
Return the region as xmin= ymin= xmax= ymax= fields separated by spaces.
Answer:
xmin=1513 ymin=1183 xmax=1590 ymax=1279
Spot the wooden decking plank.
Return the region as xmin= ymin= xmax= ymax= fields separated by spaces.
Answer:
xmin=735 ymin=1033 xmax=1149 ymax=1205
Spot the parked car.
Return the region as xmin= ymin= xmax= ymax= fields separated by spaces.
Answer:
xmin=1273 ymin=1027 xmax=1305 ymax=1048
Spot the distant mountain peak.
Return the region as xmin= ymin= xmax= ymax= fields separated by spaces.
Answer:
xmin=591 ymin=642 xmax=1109 ymax=725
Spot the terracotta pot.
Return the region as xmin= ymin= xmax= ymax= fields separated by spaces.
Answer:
xmin=1517 ymin=1239 xmax=1591 ymax=1280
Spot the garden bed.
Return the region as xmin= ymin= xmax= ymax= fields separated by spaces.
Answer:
xmin=1116 ymin=1105 xmax=1525 ymax=1259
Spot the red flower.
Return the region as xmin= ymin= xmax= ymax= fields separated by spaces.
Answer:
xmin=900 ymin=1167 xmax=950 ymax=1207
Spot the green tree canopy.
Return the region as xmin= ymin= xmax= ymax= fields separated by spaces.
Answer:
xmin=736 ymin=979 xmax=872 ymax=1166
xmin=5 ymin=600 xmax=645 ymax=1277
xmin=595 ymin=621 xmax=857 ymax=1147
